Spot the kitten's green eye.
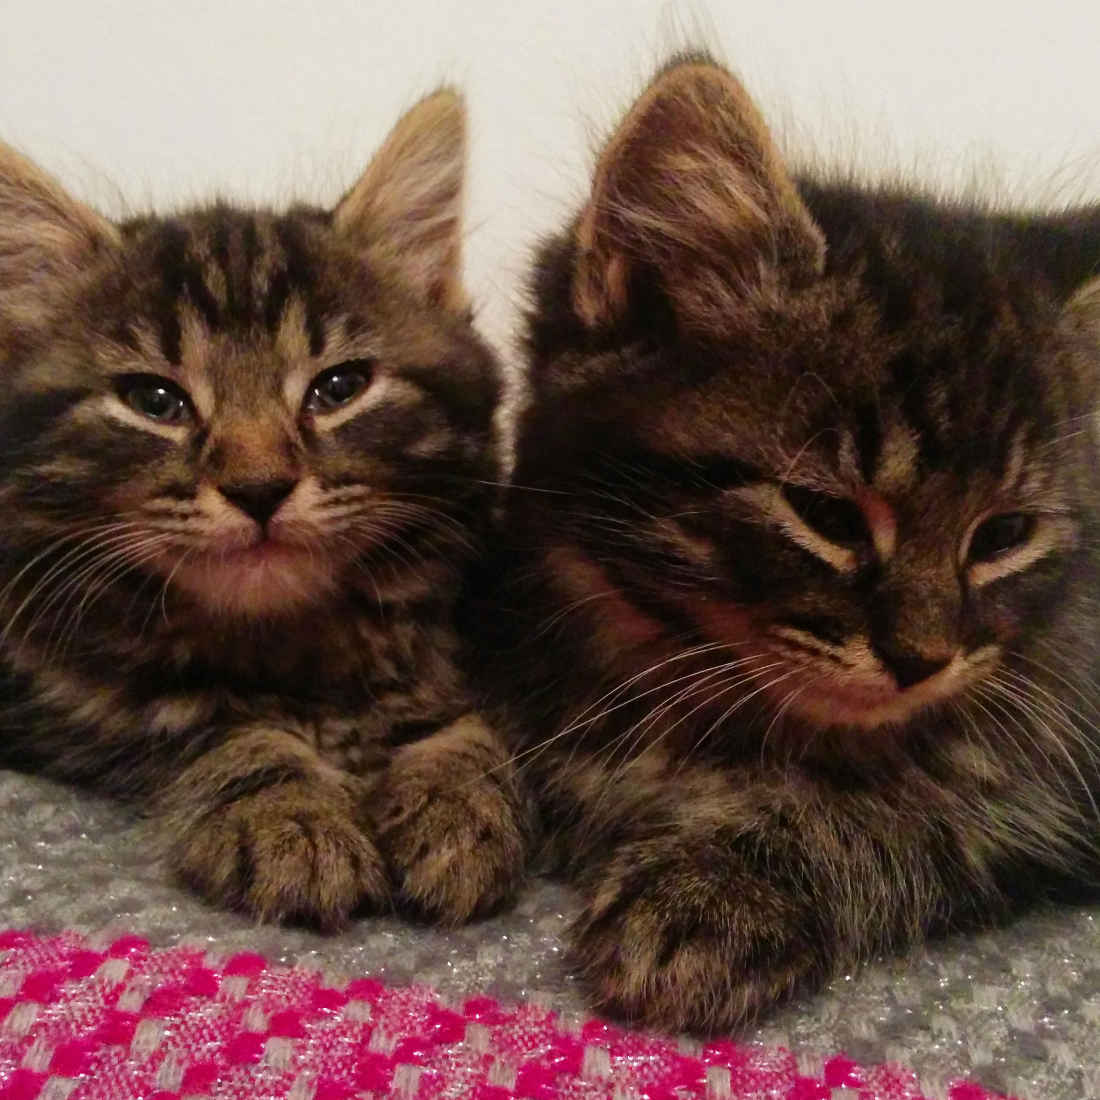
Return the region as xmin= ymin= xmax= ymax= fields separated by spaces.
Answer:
xmin=968 ymin=512 xmax=1035 ymax=563
xmin=781 ymin=484 xmax=868 ymax=546
xmin=305 ymin=361 xmax=374 ymax=413
xmin=118 ymin=375 xmax=191 ymax=424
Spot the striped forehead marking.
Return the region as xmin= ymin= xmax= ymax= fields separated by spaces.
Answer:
xmin=138 ymin=212 xmax=330 ymax=367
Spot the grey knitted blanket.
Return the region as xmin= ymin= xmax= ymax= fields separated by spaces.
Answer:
xmin=2 ymin=769 xmax=1097 ymax=1099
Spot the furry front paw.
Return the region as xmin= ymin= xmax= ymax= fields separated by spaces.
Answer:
xmin=372 ymin=763 xmax=527 ymax=924
xmin=571 ymin=851 xmax=826 ymax=1031
xmin=171 ymin=781 xmax=388 ymax=929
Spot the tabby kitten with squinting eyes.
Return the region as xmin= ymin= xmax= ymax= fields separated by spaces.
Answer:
xmin=476 ymin=55 xmax=1100 ymax=1030
xmin=0 ymin=91 xmax=531 ymax=928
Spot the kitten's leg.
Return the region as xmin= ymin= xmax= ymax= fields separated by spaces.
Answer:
xmin=370 ymin=713 xmax=532 ymax=923
xmin=560 ymin=759 xmax=958 ymax=1032
xmin=159 ymin=728 xmax=388 ymax=929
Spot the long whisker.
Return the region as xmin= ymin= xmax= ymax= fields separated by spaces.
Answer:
xmin=482 ymin=643 xmax=750 ymax=780
xmin=48 ymin=537 xmax=176 ymax=659
xmin=759 ymin=678 xmax=815 ymax=763
xmin=1012 ymin=647 xmax=1100 ymax=723
xmin=948 ymin=699 xmax=1053 ymax=854
xmin=1000 ymin=658 xmax=1100 ymax=740
xmin=673 ymin=667 xmax=800 ymax=772
xmin=584 ymin=661 xmax=785 ymax=822
xmin=979 ymin=676 xmax=1100 ymax=825
xmin=0 ymin=519 xmax=149 ymax=604
xmin=27 ymin=531 xmax=174 ymax=633
xmin=167 ymin=547 xmax=199 ymax=618
xmin=569 ymin=666 xmax=798 ymax=856
xmin=2 ymin=525 xmax=164 ymax=644
xmin=466 ymin=645 xmax=727 ymax=787
xmin=584 ymin=659 xmax=784 ymax=791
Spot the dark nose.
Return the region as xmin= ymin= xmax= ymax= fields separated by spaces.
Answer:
xmin=876 ymin=644 xmax=952 ymax=689
xmin=219 ymin=479 xmax=297 ymax=525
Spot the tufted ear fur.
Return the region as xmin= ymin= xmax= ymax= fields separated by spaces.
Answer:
xmin=1063 ymin=276 xmax=1100 ymax=338
xmin=1058 ymin=275 xmax=1100 ymax=403
xmin=0 ymin=141 xmax=120 ymax=343
xmin=334 ymin=88 xmax=469 ymax=314
xmin=573 ymin=56 xmax=825 ymax=332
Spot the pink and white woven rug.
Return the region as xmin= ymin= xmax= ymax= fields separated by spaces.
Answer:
xmin=0 ymin=930 xmax=1009 ymax=1100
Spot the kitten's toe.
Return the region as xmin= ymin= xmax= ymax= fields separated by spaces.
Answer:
xmin=171 ymin=781 xmax=388 ymax=929
xmin=372 ymin=771 xmax=527 ymax=924
xmin=570 ymin=857 xmax=826 ymax=1032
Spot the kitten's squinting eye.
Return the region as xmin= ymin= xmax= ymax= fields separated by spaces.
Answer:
xmin=117 ymin=375 xmax=192 ymax=424
xmin=781 ymin=484 xmax=868 ymax=546
xmin=305 ymin=361 xmax=374 ymax=413
xmin=968 ymin=512 xmax=1035 ymax=563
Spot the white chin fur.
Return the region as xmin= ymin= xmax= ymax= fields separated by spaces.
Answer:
xmin=171 ymin=549 xmax=338 ymax=617
xmin=788 ymin=690 xmax=934 ymax=731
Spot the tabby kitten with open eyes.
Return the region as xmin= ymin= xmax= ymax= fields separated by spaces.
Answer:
xmin=477 ymin=56 xmax=1100 ymax=1030
xmin=0 ymin=91 xmax=531 ymax=929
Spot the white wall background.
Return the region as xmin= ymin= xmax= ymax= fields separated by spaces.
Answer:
xmin=3 ymin=1 xmax=1099 ymax=352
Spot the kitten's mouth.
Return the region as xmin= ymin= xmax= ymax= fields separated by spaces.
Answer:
xmin=775 ymin=669 xmax=958 ymax=731
xmin=213 ymin=538 xmax=304 ymax=566
xmin=167 ymin=536 xmax=338 ymax=617
xmin=791 ymin=682 xmax=911 ymax=728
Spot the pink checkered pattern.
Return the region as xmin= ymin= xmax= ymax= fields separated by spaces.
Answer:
xmin=0 ymin=930 xmax=1009 ymax=1099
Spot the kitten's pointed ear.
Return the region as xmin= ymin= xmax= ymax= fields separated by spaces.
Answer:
xmin=1059 ymin=276 xmax=1100 ymax=392
xmin=1064 ymin=276 xmax=1100 ymax=336
xmin=0 ymin=141 xmax=119 ymax=334
xmin=574 ymin=58 xmax=825 ymax=331
xmin=334 ymin=88 xmax=468 ymax=313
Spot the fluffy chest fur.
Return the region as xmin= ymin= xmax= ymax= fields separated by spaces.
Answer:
xmin=3 ymin=572 xmax=468 ymax=788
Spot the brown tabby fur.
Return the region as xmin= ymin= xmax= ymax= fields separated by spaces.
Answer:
xmin=0 ymin=91 xmax=531 ymax=929
xmin=472 ymin=56 xmax=1100 ymax=1031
